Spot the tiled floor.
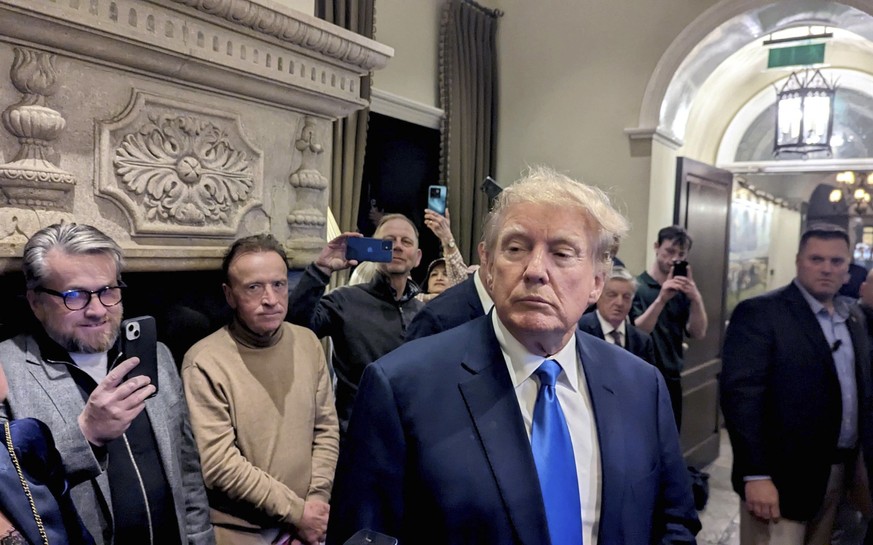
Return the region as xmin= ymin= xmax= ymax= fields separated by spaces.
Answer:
xmin=696 ymin=430 xmax=869 ymax=545
xmin=698 ymin=429 xmax=740 ymax=545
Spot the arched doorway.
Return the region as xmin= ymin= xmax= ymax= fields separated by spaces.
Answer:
xmin=631 ymin=0 xmax=873 ymax=466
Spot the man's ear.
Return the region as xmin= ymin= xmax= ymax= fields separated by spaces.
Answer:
xmin=414 ymin=249 xmax=423 ymax=269
xmin=222 ymin=283 xmax=237 ymax=310
xmin=26 ymin=290 xmax=44 ymax=322
xmin=587 ymin=271 xmax=606 ymax=305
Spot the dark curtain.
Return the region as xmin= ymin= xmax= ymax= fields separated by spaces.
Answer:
xmin=439 ymin=0 xmax=502 ymax=263
xmin=316 ymin=0 xmax=374 ymax=234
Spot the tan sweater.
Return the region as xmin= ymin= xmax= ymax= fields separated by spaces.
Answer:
xmin=182 ymin=321 xmax=339 ymax=532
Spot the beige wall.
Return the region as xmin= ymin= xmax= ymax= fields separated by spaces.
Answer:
xmin=370 ymin=0 xmax=724 ymax=271
xmin=494 ymin=0 xmax=721 ymax=273
xmin=372 ymin=0 xmax=443 ymax=108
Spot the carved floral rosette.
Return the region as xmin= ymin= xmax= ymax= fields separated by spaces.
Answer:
xmin=98 ymin=91 xmax=263 ymax=238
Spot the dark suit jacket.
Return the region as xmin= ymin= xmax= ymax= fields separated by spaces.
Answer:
xmin=720 ymin=282 xmax=873 ymax=521
xmin=578 ymin=312 xmax=656 ymax=365
xmin=1 ymin=418 xmax=94 ymax=545
xmin=328 ymin=315 xmax=700 ymax=544
xmin=405 ymin=275 xmax=485 ymax=341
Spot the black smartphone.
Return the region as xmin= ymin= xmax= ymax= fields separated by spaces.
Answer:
xmin=120 ymin=316 xmax=159 ymax=397
xmin=346 ymin=237 xmax=394 ymax=263
xmin=672 ymin=260 xmax=689 ymax=277
xmin=342 ymin=530 xmax=398 ymax=545
xmin=427 ymin=184 xmax=447 ymax=215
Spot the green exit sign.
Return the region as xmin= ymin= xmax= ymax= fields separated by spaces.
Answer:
xmin=768 ymin=43 xmax=826 ymax=68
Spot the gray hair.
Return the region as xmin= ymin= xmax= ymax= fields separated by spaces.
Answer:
xmin=23 ymin=223 xmax=124 ymax=290
xmin=482 ymin=166 xmax=630 ymax=272
xmin=606 ymin=267 xmax=638 ymax=290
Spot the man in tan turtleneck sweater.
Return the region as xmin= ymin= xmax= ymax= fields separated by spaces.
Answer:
xmin=182 ymin=235 xmax=339 ymax=545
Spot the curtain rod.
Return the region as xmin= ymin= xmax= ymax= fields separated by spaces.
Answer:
xmin=461 ymin=0 xmax=504 ymax=18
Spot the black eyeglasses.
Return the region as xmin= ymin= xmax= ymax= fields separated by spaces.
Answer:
xmin=35 ymin=284 xmax=126 ymax=311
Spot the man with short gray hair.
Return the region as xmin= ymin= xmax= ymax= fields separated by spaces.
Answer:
xmin=579 ymin=267 xmax=655 ymax=365
xmin=287 ymin=213 xmax=424 ymax=433
xmin=328 ymin=166 xmax=699 ymax=544
xmin=0 ymin=222 xmax=214 ymax=545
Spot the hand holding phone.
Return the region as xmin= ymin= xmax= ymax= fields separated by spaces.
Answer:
xmin=345 ymin=237 xmax=394 ymax=263
xmin=120 ymin=316 xmax=159 ymax=397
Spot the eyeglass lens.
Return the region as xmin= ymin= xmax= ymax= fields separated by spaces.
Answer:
xmin=63 ymin=287 xmax=123 ymax=310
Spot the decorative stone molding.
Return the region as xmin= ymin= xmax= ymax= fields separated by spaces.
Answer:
xmin=0 ymin=0 xmax=393 ymax=117
xmin=98 ymin=90 xmax=263 ymax=239
xmin=0 ymin=1 xmax=391 ymax=271
xmin=287 ymin=207 xmax=326 ymax=227
xmin=169 ymin=0 xmax=388 ymax=72
xmin=289 ymin=117 xmax=327 ymax=189
xmin=0 ymin=47 xmax=75 ymax=211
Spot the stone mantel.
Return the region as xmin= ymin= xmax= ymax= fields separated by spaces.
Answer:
xmin=0 ymin=0 xmax=392 ymax=272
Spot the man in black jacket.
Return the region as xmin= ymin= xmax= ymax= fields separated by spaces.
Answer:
xmin=287 ymin=214 xmax=423 ymax=433
xmin=721 ymin=224 xmax=873 ymax=543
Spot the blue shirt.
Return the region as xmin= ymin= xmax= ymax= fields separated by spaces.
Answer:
xmin=794 ymin=280 xmax=857 ymax=449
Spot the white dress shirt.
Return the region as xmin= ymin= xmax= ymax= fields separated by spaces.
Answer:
xmin=492 ymin=312 xmax=601 ymax=545
xmin=595 ymin=310 xmax=626 ymax=347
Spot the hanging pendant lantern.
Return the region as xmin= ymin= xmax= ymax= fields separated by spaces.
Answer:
xmin=773 ymin=68 xmax=836 ymax=157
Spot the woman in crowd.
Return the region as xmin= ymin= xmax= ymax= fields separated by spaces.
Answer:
xmin=416 ymin=208 xmax=468 ymax=303
xmin=0 ymin=365 xmax=94 ymax=545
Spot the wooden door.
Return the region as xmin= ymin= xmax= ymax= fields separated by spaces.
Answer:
xmin=674 ymin=157 xmax=732 ymax=468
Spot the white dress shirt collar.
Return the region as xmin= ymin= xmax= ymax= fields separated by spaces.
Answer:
xmin=492 ymin=311 xmax=580 ymax=393
xmin=594 ymin=310 xmax=626 ymax=340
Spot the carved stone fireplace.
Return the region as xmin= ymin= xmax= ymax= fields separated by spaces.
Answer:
xmin=0 ymin=0 xmax=392 ymax=271
xmin=0 ymin=0 xmax=392 ymax=350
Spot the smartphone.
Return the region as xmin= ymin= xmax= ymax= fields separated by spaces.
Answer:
xmin=672 ymin=260 xmax=689 ymax=277
xmin=346 ymin=237 xmax=394 ymax=263
xmin=342 ymin=530 xmax=398 ymax=545
xmin=120 ymin=316 xmax=159 ymax=397
xmin=427 ymin=184 xmax=447 ymax=215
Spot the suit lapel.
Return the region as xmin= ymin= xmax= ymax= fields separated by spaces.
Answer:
xmin=576 ymin=332 xmax=625 ymax=535
xmin=144 ymin=393 xmax=175 ymax=496
xmin=458 ymin=318 xmax=548 ymax=545
xmin=782 ymin=284 xmax=834 ymax=365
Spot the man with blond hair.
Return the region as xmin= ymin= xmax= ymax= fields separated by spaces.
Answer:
xmin=327 ymin=167 xmax=700 ymax=544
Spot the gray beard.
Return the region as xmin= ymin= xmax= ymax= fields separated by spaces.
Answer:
xmin=48 ymin=326 xmax=119 ymax=354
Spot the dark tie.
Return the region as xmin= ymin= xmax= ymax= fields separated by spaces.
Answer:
xmin=609 ymin=330 xmax=623 ymax=347
xmin=531 ymin=359 xmax=583 ymax=544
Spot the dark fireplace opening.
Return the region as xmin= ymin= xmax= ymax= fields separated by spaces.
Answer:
xmin=0 ymin=269 xmax=234 ymax=367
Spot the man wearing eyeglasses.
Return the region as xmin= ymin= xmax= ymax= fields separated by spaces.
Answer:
xmin=182 ymin=235 xmax=339 ymax=545
xmin=0 ymin=223 xmax=214 ymax=545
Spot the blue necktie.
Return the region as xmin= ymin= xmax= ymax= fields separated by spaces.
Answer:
xmin=531 ymin=359 xmax=583 ymax=545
